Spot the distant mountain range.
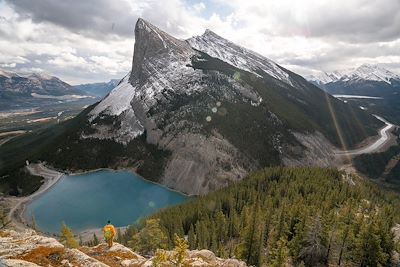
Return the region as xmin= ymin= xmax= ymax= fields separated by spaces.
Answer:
xmin=73 ymin=79 xmax=119 ymax=97
xmin=0 ymin=18 xmax=382 ymax=196
xmin=307 ymin=64 xmax=400 ymax=124
xmin=0 ymin=69 xmax=87 ymax=110
xmin=0 ymin=69 xmax=118 ymax=110
xmin=308 ymin=64 xmax=400 ymax=87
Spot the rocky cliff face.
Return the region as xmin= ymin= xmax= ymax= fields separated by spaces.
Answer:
xmin=78 ymin=18 xmax=383 ymax=195
xmin=0 ymin=230 xmax=246 ymax=267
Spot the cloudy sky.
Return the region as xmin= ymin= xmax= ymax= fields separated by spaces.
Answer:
xmin=1 ymin=0 xmax=399 ymax=84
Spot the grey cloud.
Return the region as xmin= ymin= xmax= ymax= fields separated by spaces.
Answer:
xmin=257 ymin=0 xmax=400 ymax=43
xmin=307 ymin=1 xmax=400 ymax=43
xmin=279 ymin=41 xmax=400 ymax=71
xmin=6 ymin=0 xmax=139 ymax=38
xmin=6 ymin=0 xmax=197 ymax=40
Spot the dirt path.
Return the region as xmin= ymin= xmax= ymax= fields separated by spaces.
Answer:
xmin=5 ymin=163 xmax=64 ymax=231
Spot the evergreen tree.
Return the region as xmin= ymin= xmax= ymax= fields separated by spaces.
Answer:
xmin=124 ymin=167 xmax=400 ymax=266
xmin=59 ymin=222 xmax=78 ymax=248
xmin=298 ymin=215 xmax=327 ymax=267
xmin=117 ymin=228 xmax=123 ymax=244
xmin=129 ymin=219 xmax=167 ymax=255
xmin=269 ymin=235 xmax=289 ymax=267
xmin=355 ymin=221 xmax=388 ymax=266
xmin=188 ymin=224 xmax=196 ymax=250
xmin=171 ymin=234 xmax=189 ymax=266
xmin=92 ymin=233 xmax=99 ymax=246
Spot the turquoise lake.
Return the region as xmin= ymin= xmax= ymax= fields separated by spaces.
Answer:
xmin=25 ymin=170 xmax=188 ymax=234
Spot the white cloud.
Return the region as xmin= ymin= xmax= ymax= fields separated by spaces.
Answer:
xmin=0 ymin=0 xmax=399 ymax=83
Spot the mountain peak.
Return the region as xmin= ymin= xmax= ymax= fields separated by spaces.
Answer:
xmin=131 ymin=18 xmax=193 ymax=81
xmin=309 ymin=64 xmax=399 ymax=85
xmin=203 ymin=29 xmax=220 ymax=37
xmin=28 ymin=72 xmax=54 ymax=80
xmin=348 ymin=63 xmax=399 ymax=84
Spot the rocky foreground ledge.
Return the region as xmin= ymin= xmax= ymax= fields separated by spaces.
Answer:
xmin=0 ymin=230 xmax=246 ymax=267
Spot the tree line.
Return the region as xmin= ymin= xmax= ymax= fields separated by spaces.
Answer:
xmin=123 ymin=167 xmax=400 ymax=266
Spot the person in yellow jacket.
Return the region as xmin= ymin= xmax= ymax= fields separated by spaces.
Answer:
xmin=103 ymin=220 xmax=116 ymax=248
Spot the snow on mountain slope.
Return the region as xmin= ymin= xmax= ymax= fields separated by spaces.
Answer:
xmin=309 ymin=64 xmax=400 ymax=85
xmin=307 ymin=70 xmax=348 ymax=85
xmin=90 ymin=19 xmax=205 ymax=117
xmin=90 ymin=73 xmax=133 ymax=118
xmin=87 ymin=73 xmax=145 ymax=143
xmin=187 ymin=30 xmax=293 ymax=86
xmin=343 ymin=64 xmax=400 ymax=84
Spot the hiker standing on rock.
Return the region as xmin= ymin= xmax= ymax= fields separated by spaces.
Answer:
xmin=103 ymin=220 xmax=116 ymax=248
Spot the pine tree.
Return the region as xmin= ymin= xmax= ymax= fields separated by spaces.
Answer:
xmin=172 ymin=234 xmax=188 ymax=266
xmin=92 ymin=233 xmax=99 ymax=246
xmin=188 ymin=224 xmax=196 ymax=249
xmin=117 ymin=228 xmax=123 ymax=244
xmin=235 ymin=202 xmax=264 ymax=266
xmin=59 ymin=222 xmax=78 ymax=248
xmin=269 ymin=235 xmax=289 ymax=267
xmin=298 ymin=215 xmax=327 ymax=267
xmin=355 ymin=221 xmax=388 ymax=267
xmin=152 ymin=249 xmax=168 ymax=267
xmin=129 ymin=219 xmax=167 ymax=255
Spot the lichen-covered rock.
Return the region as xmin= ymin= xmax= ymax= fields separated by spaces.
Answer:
xmin=0 ymin=230 xmax=247 ymax=267
xmin=0 ymin=259 xmax=42 ymax=267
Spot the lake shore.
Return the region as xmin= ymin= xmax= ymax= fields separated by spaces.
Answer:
xmin=5 ymin=164 xmax=189 ymax=240
xmin=64 ymin=167 xmax=191 ymax=197
xmin=78 ymin=226 xmax=129 ymax=243
xmin=5 ymin=163 xmax=64 ymax=232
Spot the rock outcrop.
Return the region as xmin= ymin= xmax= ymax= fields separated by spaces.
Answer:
xmin=0 ymin=230 xmax=247 ymax=267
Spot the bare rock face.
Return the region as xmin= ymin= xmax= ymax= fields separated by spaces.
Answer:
xmin=131 ymin=18 xmax=193 ymax=83
xmin=84 ymin=18 xmax=380 ymax=195
xmin=0 ymin=230 xmax=247 ymax=267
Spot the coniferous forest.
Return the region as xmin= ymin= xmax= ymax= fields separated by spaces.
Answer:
xmin=125 ymin=167 xmax=400 ymax=267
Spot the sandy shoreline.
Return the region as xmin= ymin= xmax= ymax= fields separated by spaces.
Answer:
xmin=6 ymin=163 xmax=64 ymax=232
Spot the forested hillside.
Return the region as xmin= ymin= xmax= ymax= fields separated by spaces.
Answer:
xmin=125 ymin=167 xmax=400 ymax=267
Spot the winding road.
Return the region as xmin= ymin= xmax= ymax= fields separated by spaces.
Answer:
xmin=336 ymin=115 xmax=395 ymax=156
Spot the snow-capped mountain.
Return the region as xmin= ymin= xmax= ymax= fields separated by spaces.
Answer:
xmin=187 ymin=30 xmax=293 ymax=85
xmin=307 ymin=70 xmax=349 ymax=85
xmin=344 ymin=64 xmax=400 ymax=84
xmin=308 ymin=64 xmax=400 ymax=125
xmin=309 ymin=64 xmax=400 ymax=85
xmin=0 ymin=69 xmax=90 ymax=110
xmin=2 ymin=19 xmax=383 ymax=195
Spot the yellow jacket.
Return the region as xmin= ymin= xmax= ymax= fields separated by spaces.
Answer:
xmin=103 ymin=224 xmax=116 ymax=238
